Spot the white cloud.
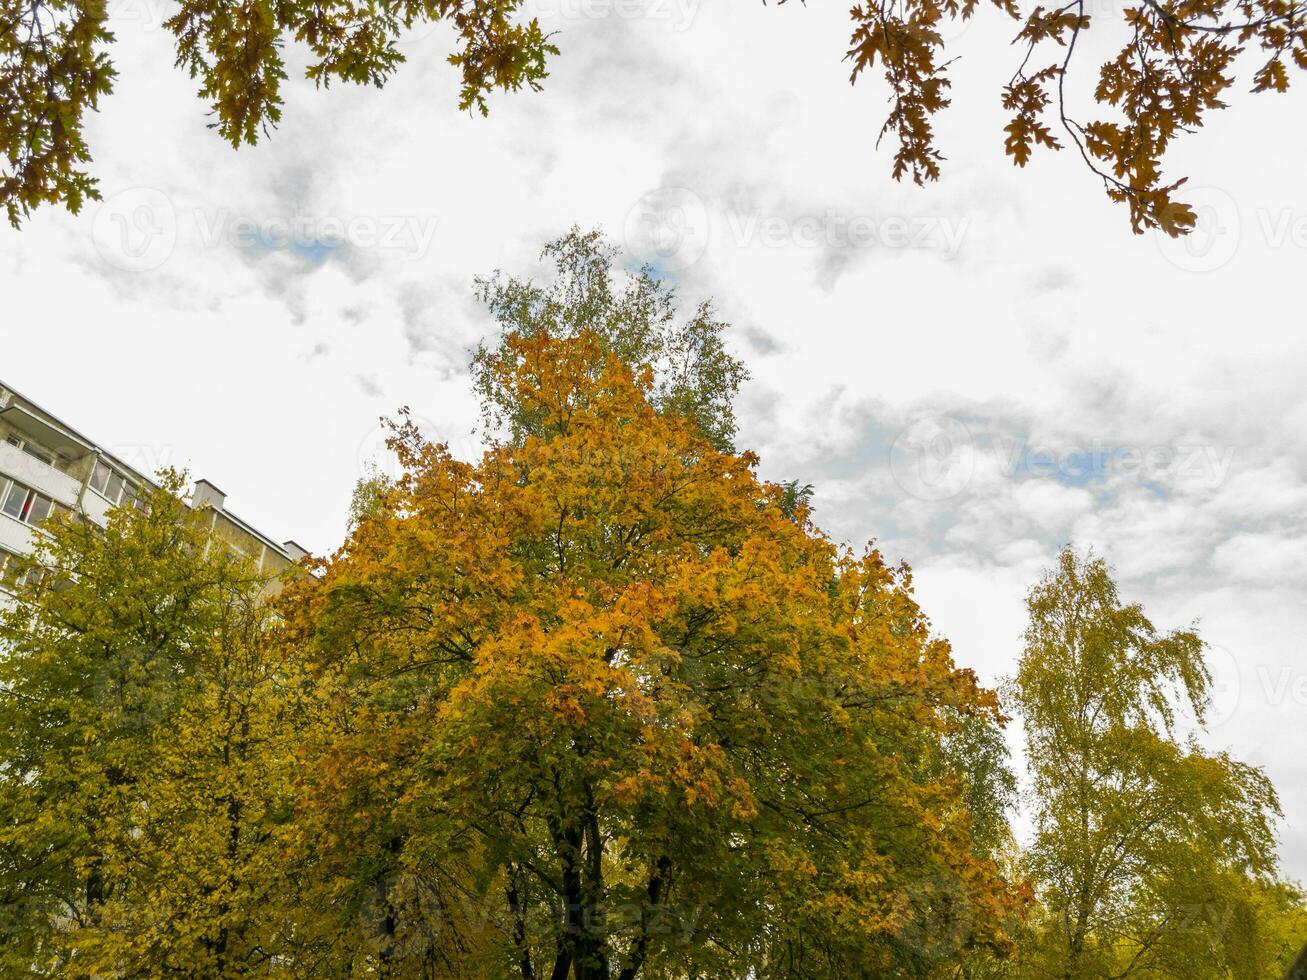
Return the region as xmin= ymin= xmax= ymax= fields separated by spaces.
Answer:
xmin=1213 ymin=533 xmax=1307 ymax=586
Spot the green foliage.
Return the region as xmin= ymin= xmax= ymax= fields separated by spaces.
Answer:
xmin=1287 ymin=934 xmax=1307 ymax=980
xmin=1 ymin=293 xmax=1303 ymax=976
xmin=471 ymin=227 xmax=750 ymax=453
xmin=776 ymin=479 xmax=815 ymax=523
xmin=0 ymin=472 xmax=305 ymax=975
xmin=1008 ymin=546 xmax=1294 ymax=979
xmin=939 ymin=708 xmax=1017 ymax=865
xmin=348 ymin=459 xmax=395 ymax=530
xmin=2 ymin=0 xmax=558 ymax=226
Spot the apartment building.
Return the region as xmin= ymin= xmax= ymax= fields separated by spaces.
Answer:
xmin=0 ymin=379 xmax=306 ymax=597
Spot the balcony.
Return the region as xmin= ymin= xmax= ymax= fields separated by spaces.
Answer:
xmin=81 ymin=489 xmax=113 ymax=527
xmin=0 ymin=439 xmax=83 ymax=508
xmin=0 ymin=511 xmax=36 ymax=555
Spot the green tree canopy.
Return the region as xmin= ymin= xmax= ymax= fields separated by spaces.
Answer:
xmin=471 ymin=228 xmax=749 ymax=453
xmin=0 ymin=472 xmax=306 ymax=975
xmin=1008 ymin=546 xmax=1294 ymax=979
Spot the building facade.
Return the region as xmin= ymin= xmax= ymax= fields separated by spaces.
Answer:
xmin=0 ymin=379 xmax=305 ymax=599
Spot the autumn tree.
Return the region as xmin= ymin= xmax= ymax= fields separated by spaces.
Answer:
xmin=1 ymin=0 xmax=556 ymax=226
xmin=1008 ymin=547 xmax=1301 ymax=978
xmin=0 ymin=472 xmax=308 ymax=975
xmin=847 ymin=0 xmax=1307 ymax=234
xmin=471 ymin=227 xmax=749 ymax=454
xmin=282 ymin=313 xmax=1025 ymax=975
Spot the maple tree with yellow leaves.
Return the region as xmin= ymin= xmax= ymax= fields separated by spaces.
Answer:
xmin=278 ymin=234 xmax=1027 ymax=976
xmin=279 ymin=328 xmax=1025 ymax=976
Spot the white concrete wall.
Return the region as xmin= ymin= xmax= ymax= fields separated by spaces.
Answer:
xmin=0 ymin=514 xmax=36 ymax=556
xmin=80 ymin=490 xmax=113 ymax=527
xmin=0 ymin=440 xmax=82 ymax=507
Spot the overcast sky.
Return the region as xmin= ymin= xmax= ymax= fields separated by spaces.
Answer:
xmin=4 ymin=0 xmax=1306 ymax=878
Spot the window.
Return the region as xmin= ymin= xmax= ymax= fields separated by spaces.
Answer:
xmin=89 ymin=457 xmax=110 ymax=494
xmin=122 ymin=483 xmax=145 ymax=511
xmin=0 ymin=478 xmax=67 ymax=528
xmin=6 ymin=434 xmax=57 ymax=468
xmin=2 ymin=481 xmax=28 ymax=520
xmin=27 ymin=494 xmax=52 ymax=525
xmin=87 ymin=457 xmax=107 ymax=493
xmin=90 ymin=458 xmax=142 ymax=508
xmin=0 ymin=548 xmax=43 ymax=590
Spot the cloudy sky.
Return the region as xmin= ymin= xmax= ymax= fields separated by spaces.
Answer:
xmin=4 ymin=0 xmax=1307 ymax=877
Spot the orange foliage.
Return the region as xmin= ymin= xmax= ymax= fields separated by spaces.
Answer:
xmin=280 ymin=331 xmax=1024 ymax=976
